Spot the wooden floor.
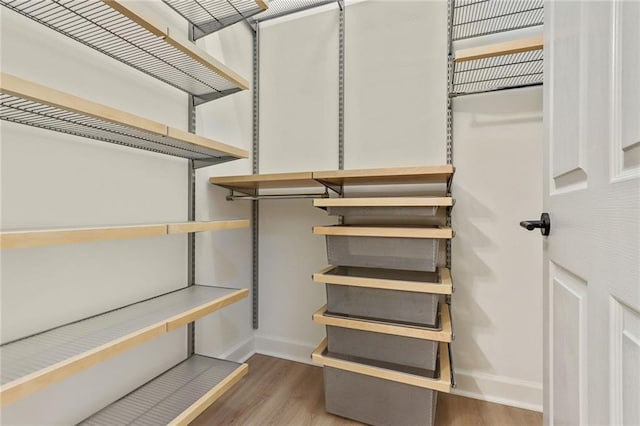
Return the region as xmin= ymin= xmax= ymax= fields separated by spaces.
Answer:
xmin=193 ymin=354 xmax=542 ymax=426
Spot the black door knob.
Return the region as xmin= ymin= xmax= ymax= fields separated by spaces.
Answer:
xmin=520 ymin=212 xmax=551 ymax=236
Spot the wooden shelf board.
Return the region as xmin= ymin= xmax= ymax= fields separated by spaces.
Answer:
xmin=314 ymin=197 xmax=453 ymax=208
xmin=313 ymin=266 xmax=453 ymax=295
xmin=0 ymin=286 xmax=248 ymax=407
xmin=210 ymin=172 xmax=321 ymax=193
xmin=312 ymin=338 xmax=451 ymax=393
xmin=312 ymin=225 xmax=453 ymax=239
xmin=167 ymin=220 xmax=249 ymax=235
xmin=0 ymin=74 xmax=248 ymax=161
xmin=455 ymin=35 xmax=544 ymax=63
xmin=1 ymin=220 xmax=249 ymax=250
xmin=313 ymin=165 xmax=454 ymax=186
xmin=80 ymin=356 xmax=248 ymax=425
xmin=312 ymin=304 xmax=452 ymax=342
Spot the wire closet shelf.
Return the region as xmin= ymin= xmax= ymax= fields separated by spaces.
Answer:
xmin=162 ymin=0 xmax=267 ymax=39
xmin=450 ymin=0 xmax=544 ymax=96
xmin=0 ymin=0 xmax=248 ymax=103
xmin=249 ymin=0 xmax=336 ymax=24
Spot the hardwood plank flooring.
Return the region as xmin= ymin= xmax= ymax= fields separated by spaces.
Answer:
xmin=192 ymin=354 xmax=542 ymax=426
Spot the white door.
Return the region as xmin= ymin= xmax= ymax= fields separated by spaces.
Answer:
xmin=541 ymin=1 xmax=640 ymax=425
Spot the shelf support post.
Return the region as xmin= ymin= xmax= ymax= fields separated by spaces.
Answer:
xmin=187 ymin=23 xmax=197 ymax=356
xmin=252 ymin=23 xmax=261 ymax=330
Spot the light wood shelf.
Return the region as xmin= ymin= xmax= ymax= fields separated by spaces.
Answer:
xmin=0 ymin=286 xmax=248 ymax=406
xmin=0 ymin=74 xmax=248 ymax=162
xmin=312 ymin=338 xmax=452 ymax=393
xmin=314 ymin=197 xmax=453 ymax=208
xmin=2 ymin=1 xmax=249 ymax=101
xmin=312 ymin=304 xmax=452 ymax=342
xmin=210 ymin=172 xmax=322 ymax=195
xmin=455 ymin=35 xmax=544 ymax=63
xmin=1 ymin=220 xmax=249 ymax=250
xmin=313 ymin=165 xmax=454 ymax=186
xmin=80 ymin=355 xmax=248 ymax=425
xmin=312 ymin=225 xmax=454 ymax=239
xmin=313 ymin=266 xmax=453 ymax=295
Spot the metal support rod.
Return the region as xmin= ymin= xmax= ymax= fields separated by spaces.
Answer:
xmin=252 ymin=25 xmax=260 ymax=330
xmin=187 ymin=24 xmax=197 ymax=356
xmin=338 ymin=0 xmax=345 ymax=171
xmin=227 ymin=191 xmax=330 ymax=201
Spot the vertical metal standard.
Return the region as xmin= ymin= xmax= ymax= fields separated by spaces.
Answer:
xmin=252 ymin=24 xmax=260 ymax=330
xmin=445 ymin=0 xmax=454 ymax=277
xmin=187 ymin=24 xmax=197 ymax=356
xmin=337 ymin=0 xmax=345 ymax=171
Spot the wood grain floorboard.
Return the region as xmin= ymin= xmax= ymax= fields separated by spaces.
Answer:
xmin=192 ymin=354 xmax=542 ymax=426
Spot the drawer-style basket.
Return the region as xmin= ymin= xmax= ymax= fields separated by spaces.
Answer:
xmin=323 ymin=366 xmax=438 ymax=426
xmin=326 ymin=284 xmax=440 ymax=327
xmin=325 ymin=205 xmax=438 ymax=217
xmin=326 ymin=235 xmax=440 ymax=271
xmin=326 ymin=326 xmax=439 ymax=372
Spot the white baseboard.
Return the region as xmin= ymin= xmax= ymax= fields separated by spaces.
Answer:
xmin=216 ymin=336 xmax=256 ymax=363
xmin=452 ymin=369 xmax=542 ymax=412
xmin=253 ymin=334 xmax=316 ymax=366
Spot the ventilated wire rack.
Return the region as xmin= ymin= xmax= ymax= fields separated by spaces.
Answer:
xmin=0 ymin=93 xmax=235 ymax=161
xmin=0 ymin=0 xmax=245 ymax=101
xmin=452 ymin=0 xmax=543 ymax=41
xmin=452 ymin=48 xmax=543 ymax=95
xmin=249 ymin=0 xmax=336 ymax=23
xmin=162 ymin=0 xmax=267 ymax=39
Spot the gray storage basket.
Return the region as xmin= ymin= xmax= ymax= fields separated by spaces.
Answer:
xmin=326 ymin=284 xmax=439 ymax=327
xmin=326 ymin=205 xmax=438 ymax=217
xmin=327 ymin=326 xmax=439 ymax=372
xmin=325 ymin=235 xmax=439 ymax=271
xmin=323 ymin=366 xmax=438 ymax=426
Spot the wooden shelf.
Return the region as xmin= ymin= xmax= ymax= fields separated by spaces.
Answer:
xmin=1 ymin=1 xmax=248 ymax=103
xmin=167 ymin=220 xmax=249 ymax=235
xmin=312 ymin=338 xmax=451 ymax=393
xmin=313 ymin=266 xmax=453 ymax=295
xmin=0 ymin=74 xmax=248 ymax=163
xmin=162 ymin=0 xmax=268 ymax=39
xmin=80 ymin=355 xmax=248 ymax=425
xmin=210 ymin=172 xmax=322 ymax=195
xmin=0 ymin=286 xmax=248 ymax=406
xmin=1 ymin=220 xmax=249 ymax=250
xmin=313 ymin=166 xmax=454 ymax=186
xmin=314 ymin=197 xmax=453 ymax=208
xmin=455 ymin=36 xmax=544 ymax=63
xmin=313 ymin=225 xmax=454 ymax=239
xmin=313 ymin=304 xmax=452 ymax=342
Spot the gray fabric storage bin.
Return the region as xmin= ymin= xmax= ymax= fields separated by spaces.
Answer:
xmin=326 ymin=284 xmax=439 ymax=327
xmin=323 ymin=366 xmax=437 ymax=426
xmin=325 ymin=235 xmax=439 ymax=272
xmin=326 ymin=326 xmax=438 ymax=372
xmin=326 ymin=205 xmax=438 ymax=217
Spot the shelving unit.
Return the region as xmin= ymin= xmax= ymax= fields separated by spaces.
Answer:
xmin=162 ymin=0 xmax=268 ymax=39
xmin=0 ymin=0 xmax=250 ymax=104
xmin=0 ymin=74 xmax=248 ymax=166
xmin=80 ymin=355 xmax=248 ymax=426
xmin=449 ymin=0 xmax=544 ymax=97
xmin=451 ymin=35 xmax=543 ymax=96
xmin=0 ymin=286 xmax=248 ymax=407
xmin=0 ymin=220 xmax=249 ymax=250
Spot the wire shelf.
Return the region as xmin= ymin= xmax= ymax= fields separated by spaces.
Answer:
xmin=452 ymin=44 xmax=543 ymax=96
xmin=0 ymin=0 xmax=249 ymax=102
xmin=80 ymin=356 xmax=247 ymax=425
xmin=0 ymin=74 xmax=248 ymax=164
xmin=250 ymin=0 xmax=336 ymax=23
xmin=162 ymin=0 xmax=267 ymax=39
xmin=0 ymin=285 xmax=247 ymax=406
xmin=452 ymin=0 xmax=544 ymax=41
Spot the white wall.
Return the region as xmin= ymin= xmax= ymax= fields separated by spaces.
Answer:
xmin=0 ymin=2 xmax=252 ymax=423
xmin=452 ymin=87 xmax=543 ymax=410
